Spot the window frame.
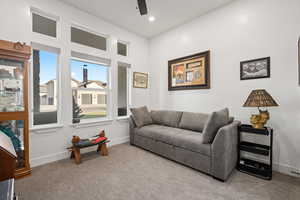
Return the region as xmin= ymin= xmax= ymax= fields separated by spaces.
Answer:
xmin=117 ymin=40 xmax=129 ymax=57
xmin=70 ymin=56 xmax=112 ymax=124
xmin=30 ymin=7 xmax=60 ymax=40
xmin=117 ymin=62 xmax=131 ymax=119
xmin=70 ymin=23 xmax=109 ymax=52
xmin=30 ymin=42 xmax=62 ymax=129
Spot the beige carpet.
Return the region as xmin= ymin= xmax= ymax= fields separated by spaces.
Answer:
xmin=16 ymin=143 xmax=300 ymax=200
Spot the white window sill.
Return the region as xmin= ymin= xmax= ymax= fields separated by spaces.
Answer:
xmin=70 ymin=118 xmax=113 ymax=129
xmin=117 ymin=116 xmax=130 ymax=121
xmin=30 ymin=124 xmax=64 ymax=134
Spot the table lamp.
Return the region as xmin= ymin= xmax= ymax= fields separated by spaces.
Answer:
xmin=243 ymin=89 xmax=279 ymax=129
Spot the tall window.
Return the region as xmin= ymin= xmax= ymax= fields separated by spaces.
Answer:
xmin=32 ymin=45 xmax=59 ymax=126
xmin=71 ymin=59 xmax=109 ymax=123
xmin=118 ymin=63 xmax=130 ymax=117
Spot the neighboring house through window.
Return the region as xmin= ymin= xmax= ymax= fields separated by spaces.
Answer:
xmin=71 ymin=57 xmax=110 ymax=123
xmin=32 ymin=43 xmax=60 ymax=126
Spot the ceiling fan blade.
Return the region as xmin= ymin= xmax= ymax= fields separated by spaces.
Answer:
xmin=137 ymin=0 xmax=148 ymax=15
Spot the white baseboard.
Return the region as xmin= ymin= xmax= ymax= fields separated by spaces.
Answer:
xmin=108 ymin=136 xmax=129 ymax=147
xmin=30 ymin=136 xmax=129 ymax=167
xmin=241 ymin=154 xmax=300 ymax=177
xmin=273 ymin=163 xmax=300 ymax=177
xmin=31 ymin=151 xmax=69 ymax=168
xmin=31 ymin=136 xmax=300 ymax=178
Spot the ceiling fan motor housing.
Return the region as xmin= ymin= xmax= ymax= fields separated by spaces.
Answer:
xmin=137 ymin=0 xmax=148 ymax=15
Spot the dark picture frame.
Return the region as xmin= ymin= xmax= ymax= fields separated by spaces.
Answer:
xmin=168 ymin=51 xmax=210 ymax=91
xmin=240 ymin=57 xmax=270 ymax=80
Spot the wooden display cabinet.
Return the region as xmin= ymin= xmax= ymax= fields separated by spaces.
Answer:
xmin=0 ymin=40 xmax=31 ymax=179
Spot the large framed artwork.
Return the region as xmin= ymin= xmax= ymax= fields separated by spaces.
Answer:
xmin=168 ymin=51 xmax=210 ymax=91
xmin=240 ymin=57 xmax=270 ymax=80
xmin=133 ymin=72 xmax=148 ymax=88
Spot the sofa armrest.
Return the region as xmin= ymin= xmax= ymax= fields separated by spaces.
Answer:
xmin=129 ymin=116 xmax=137 ymax=145
xmin=211 ymin=120 xmax=241 ymax=181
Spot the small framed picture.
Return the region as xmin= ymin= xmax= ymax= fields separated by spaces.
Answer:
xmin=133 ymin=72 xmax=148 ymax=88
xmin=240 ymin=57 xmax=270 ymax=80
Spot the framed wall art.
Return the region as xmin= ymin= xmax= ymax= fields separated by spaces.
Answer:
xmin=168 ymin=51 xmax=210 ymax=91
xmin=240 ymin=57 xmax=270 ymax=80
xmin=133 ymin=72 xmax=148 ymax=88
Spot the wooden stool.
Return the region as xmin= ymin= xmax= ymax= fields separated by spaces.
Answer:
xmin=68 ymin=131 xmax=109 ymax=164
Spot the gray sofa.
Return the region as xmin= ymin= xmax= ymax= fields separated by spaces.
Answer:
xmin=129 ymin=108 xmax=240 ymax=181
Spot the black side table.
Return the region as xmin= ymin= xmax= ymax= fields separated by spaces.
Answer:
xmin=237 ymin=124 xmax=273 ymax=180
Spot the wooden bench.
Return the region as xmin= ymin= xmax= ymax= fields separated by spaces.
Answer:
xmin=68 ymin=131 xmax=109 ymax=164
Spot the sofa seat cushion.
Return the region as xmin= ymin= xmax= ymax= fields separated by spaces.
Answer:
xmin=136 ymin=125 xmax=177 ymax=144
xmin=172 ymin=131 xmax=210 ymax=156
xmin=136 ymin=125 xmax=210 ymax=156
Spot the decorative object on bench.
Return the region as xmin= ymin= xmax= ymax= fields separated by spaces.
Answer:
xmin=133 ymin=72 xmax=148 ymax=88
xmin=0 ymin=40 xmax=32 ymax=179
xmin=243 ymin=89 xmax=279 ymax=129
xmin=168 ymin=51 xmax=210 ymax=91
xmin=240 ymin=57 xmax=270 ymax=80
xmin=68 ymin=130 xmax=109 ymax=164
xmin=237 ymin=124 xmax=273 ymax=180
xmin=129 ymin=106 xmax=240 ymax=181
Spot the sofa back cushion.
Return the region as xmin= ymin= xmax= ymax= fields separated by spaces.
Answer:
xmin=202 ymin=108 xmax=230 ymax=144
xmin=130 ymin=106 xmax=153 ymax=128
xmin=151 ymin=110 xmax=183 ymax=127
xmin=179 ymin=112 xmax=209 ymax=132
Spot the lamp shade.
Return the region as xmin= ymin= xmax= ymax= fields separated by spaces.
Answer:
xmin=243 ymin=89 xmax=279 ymax=107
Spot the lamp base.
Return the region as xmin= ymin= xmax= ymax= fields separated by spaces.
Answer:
xmin=250 ymin=109 xmax=270 ymax=129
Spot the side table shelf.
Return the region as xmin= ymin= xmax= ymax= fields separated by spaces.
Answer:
xmin=237 ymin=124 xmax=273 ymax=180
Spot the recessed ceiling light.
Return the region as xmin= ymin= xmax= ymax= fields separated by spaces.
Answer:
xmin=148 ymin=16 xmax=156 ymax=22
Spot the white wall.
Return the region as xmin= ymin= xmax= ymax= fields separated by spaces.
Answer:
xmin=0 ymin=0 xmax=150 ymax=166
xmin=150 ymin=0 xmax=300 ymax=176
xmin=1 ymin=0 xmax=300 ymax=177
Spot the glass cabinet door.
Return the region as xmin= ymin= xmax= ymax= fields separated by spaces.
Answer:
xmin=0 ymin=58 xmax=24 ymax=112
xmin=0 ymin=120 xmax=25 ymax=169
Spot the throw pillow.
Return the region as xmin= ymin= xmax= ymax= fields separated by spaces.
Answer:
xmin=130 ymin=106 xmax=153 ymax=128
xmin=202 ymin=108 xmax=230 ymax=144
xmin=151 ymin=110 xmax=183 ymax=127
xmin=179 ymin=112 xmax=209 ymax=132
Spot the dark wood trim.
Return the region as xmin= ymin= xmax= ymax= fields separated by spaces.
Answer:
xmin=168 ymin=50 xmax=210 ymax=91
xmin=0 ymin=40 xmax=31 ymax=179
xmin=240 ymin=57 xmax=270 ymax=80
xmin=0 ymin=40 xmax=31 ymax=60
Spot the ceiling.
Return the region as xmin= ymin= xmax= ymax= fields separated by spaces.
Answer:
xmin=60 ymin=0 xmax=235 ymax=38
